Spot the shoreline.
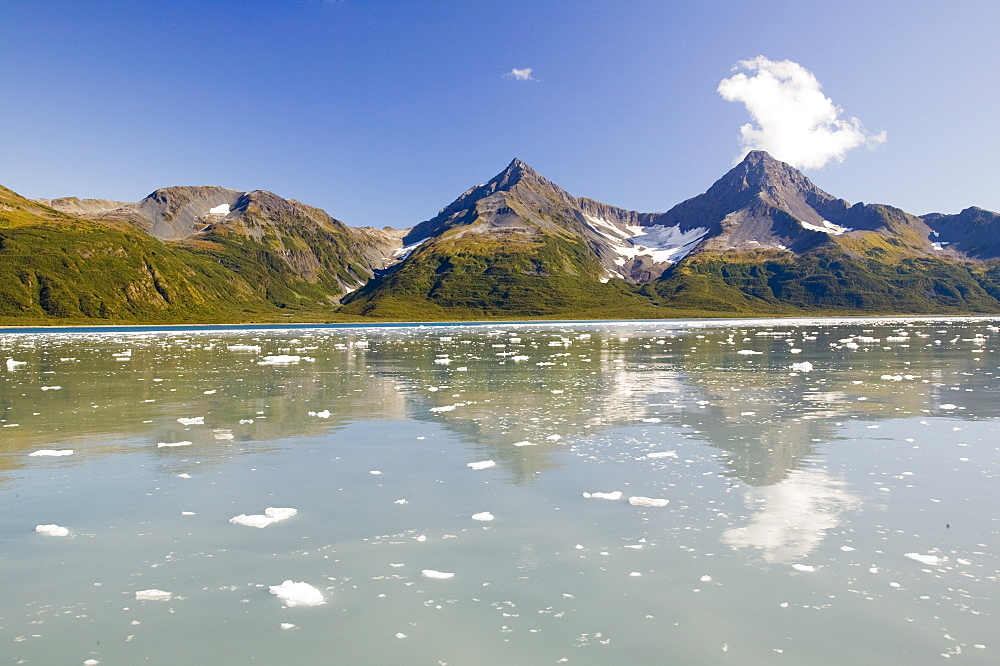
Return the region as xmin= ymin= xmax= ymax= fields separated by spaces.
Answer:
xmin=3 ymin=313 xmax=1000 ymax=335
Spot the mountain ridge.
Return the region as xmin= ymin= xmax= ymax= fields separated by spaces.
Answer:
xmin=7 ymin=152 xmax=1000 ymax=323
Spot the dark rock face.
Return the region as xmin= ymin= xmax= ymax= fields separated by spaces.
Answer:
xmin=923 ymin=207 xmax=1000 ymax=259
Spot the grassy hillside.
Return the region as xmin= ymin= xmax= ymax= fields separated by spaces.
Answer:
xmin=0 ymin=185 xmax=354 ymax=323
xmin=655 ymin=247 xmax=1000 ymax=314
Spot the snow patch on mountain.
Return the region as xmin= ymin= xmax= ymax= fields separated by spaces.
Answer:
xmin=585 ymin=215 xmax=708 ymax=275
xmin=799 ymin=219 xmax=850 ymax=235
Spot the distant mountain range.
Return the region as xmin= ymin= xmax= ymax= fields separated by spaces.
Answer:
xmin=3 ymin=151 xmax=999 ymax=323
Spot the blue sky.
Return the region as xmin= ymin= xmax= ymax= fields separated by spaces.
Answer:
xmin=2 ymin=1 xmax=997 ymax=228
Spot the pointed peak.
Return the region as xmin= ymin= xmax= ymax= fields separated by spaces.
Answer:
xmin=500 ymin=157 xmax=538 ymax=178
xmin=740 ymin=149 xmax=780 ymax=165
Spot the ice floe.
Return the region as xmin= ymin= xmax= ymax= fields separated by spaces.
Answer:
xmin=646 ymin=451 xmax=677 ymax=459
xmin=258 ymin=355 xmax=301 ymax=365
xmin=135 ymin=589 xmax=173 ymax=601
xmin=157 ymin=441 xmax=192 ymax=448
xmin=421 ymin=569 xmax=455 ymax=579
xmin=230 ymin=507 xmax=298 ymax=528
xmin=35 ymin=524 xmax=69 ymax=537
xmin=269 ymin=580 xmax=326 ymax=607
xmin=177 ymin=417 xmax=204 ymax=425
xmin=582 ymin=491 xmax=623 ymax=500
xmin=790 ymin=361 xmax=814 ymax=372
xmin=628 ymin=496 xmax=669 ymax=507
xmin=467 ymin=460 xmax=496 ymax=470
xmin=472 ymin=512 xmax=495 ymax=521
xmin=905 ymin=552 xmax=943 ymax=566
xmin=28 ymin=449 xmax=74 ymax=457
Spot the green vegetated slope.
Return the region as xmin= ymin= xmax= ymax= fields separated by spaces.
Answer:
xmin=655 ymin=247 xmax=1000 ymax=315
xmin=0 ymin=186 xmax=373 ymax=324
xmin=341 ymin=229 xmax=649 ymax=320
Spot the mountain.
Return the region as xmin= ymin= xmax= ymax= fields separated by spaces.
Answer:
xmin=6 ymin=151 xmax=1000 ymax=324
xmin=2 ymin=185 xmax=403 ymax=322
xmin=341 ymin=158 xmax=725 ymax=318
xmin=650 ymin=151 xmax=1000 ymax=313
xmin=340 ymin=158 xmax=654 ymax=318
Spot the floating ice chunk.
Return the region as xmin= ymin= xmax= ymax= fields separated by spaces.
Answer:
xmin=700 ymin=575 xmax=713 ymax=582
xmin=433 ymin=358 xmax=451 ymax=365
xmin=227 ymin=344 xmax=261 ymax=352
xmin=258 ymin=355 xmax=301 ymax=365
xmin=512 ymin=440 xmax=536 ymax=447
xmin=840 ymin=546 xmax=856 ymax=552
xmin=394 ymin=499 xmax=408 ymax=505
xmin=647 ymin=451 xmax=678 ymax=459
xmin=583 ymin=491 xmax=623 ymax=500
xmin=369 ymin=470 xmax=381 ymax=475
xmin=84 ymin=660 xmax=100 ymax=665
xmin=628 ymin=496 xmax=669 ymax=507
xmin=177 ymin=473 xmax=191 ymax=479
xmin=181 ymin=511 xmax=195 ymax=516
xmin=40 ymin=385 xmax=62 ymax=390
xmin=792 ymin=563 xmax=816 ymax=572
xmin=36 ymin=524 xmax=69 ymax=537
xmin=472 ymin=512 xmax=495 ymax=521
xmin=938 ymin=404 xmax=958 ymax=410
xmin=430 ymin=405 xmax=456 ymax=412
xmin=177 ymin=417 xmax=204 ymax=425
xmin=230 ymin=507 xmax=297 ymax=528
xmin=641 ymin=418 xmax=662 ymax=423
xmin=29 ymin=449 xmax=74 ymax=457
xmin=629 ymin=572 xmax=643 ymax=577
xmin=135 ymin=589 xmax=172 ymax=601
xmin=790 ymin=361 xmax=813 ymax=372
xmin=905 ymin=552 xmax=942 ymax=565
xmin=230 ymin=514 xmax=273 ymax=528
xmin=239 ymin=419 xmax=254 ymax=424
xmin=280 ymin=623 xmax=296 ymax=630
xmin=546 ymin=434 xmax=562 ymax=441
xmin=512 ymin=355 xmax=530 ymax=362
xmin=269 ymin=580 xmax=325 ymax=607
xmin=157 ymin=441 xmax=192 ymax=448
xmin=421 ymin=570 xmax=455 ymax=579
xmin=467 ymin=460 xmax=495 ymax=470
xmin=395 ymin=632 xmax=408 ymax=638
xmin=737 ymin=350 xmax=762 ymax=355
xmin=265 ymin=507 xmax=297 ymax=521
xmin=6 ymin=358 xmax=26 ymax=370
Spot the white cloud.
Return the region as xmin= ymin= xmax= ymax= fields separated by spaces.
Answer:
xmin=718 ymin=56 xmax=886 ymax=169
xmin=505 ymin=67 xmax=536 ymax=81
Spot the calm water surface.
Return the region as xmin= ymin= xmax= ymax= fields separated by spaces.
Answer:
xmin=1 ymin=318 xmax=998 ymax=664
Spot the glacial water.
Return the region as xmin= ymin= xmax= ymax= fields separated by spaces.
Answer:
xmin=1 ymin=317 xmax=997 ymax=664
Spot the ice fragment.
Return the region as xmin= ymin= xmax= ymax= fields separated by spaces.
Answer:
xmin=269 ymin=580 xmax=325 ymax=607
xmin=35 ymin=524 xmax=69 ymax=537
